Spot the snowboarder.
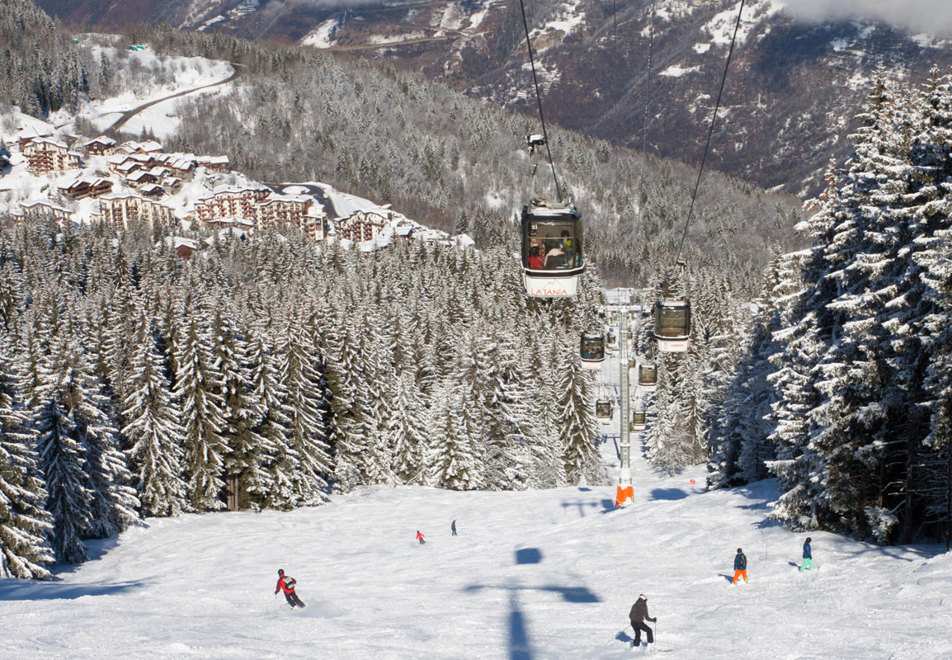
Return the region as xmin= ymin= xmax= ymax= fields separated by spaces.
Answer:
xmin=275 ymin=569 xmax=306 ymax=608
xmin=733 ymin=548 xmax=748 ymax=584
xmin=416 ymin=530 xmax=425 ymax=544
xmin=800 ymin=537 xmax=813 ymax=572
xmin=628 ymin=594 xmax=657 ymax=646
xmin=451 ymin=520 xmax=457 ymax=536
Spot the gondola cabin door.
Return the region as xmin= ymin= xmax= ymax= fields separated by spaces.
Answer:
xmin=522 ymin=199 xmax=584 ymax=298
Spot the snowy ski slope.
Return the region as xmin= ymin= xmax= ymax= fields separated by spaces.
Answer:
xmin=1 ymin=331 xmax=950 ymax=659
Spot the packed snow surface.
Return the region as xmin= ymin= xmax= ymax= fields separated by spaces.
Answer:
xmin=1 ymin=343 xmax=950 ymax=659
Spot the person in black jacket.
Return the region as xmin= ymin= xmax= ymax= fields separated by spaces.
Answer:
xmin=628 ymin=594 xmax=657 ymax=646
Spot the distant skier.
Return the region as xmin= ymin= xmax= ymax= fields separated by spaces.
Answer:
xmin=451 ymin=520 xmax=457 ymax=536
xmin=275 ymin=569 xmax=306 ymax=608
xmin=733 ymin=548 xmax=748 ymax=584
xmin=800 ymin=537 xmax=813 ymax=572
xmin=416 ymin=530 xmax=426 ymax=544
xmin=628 ymin=594 xmax=657 ymax=647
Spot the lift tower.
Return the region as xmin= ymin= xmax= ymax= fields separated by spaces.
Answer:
xmin=616 ymin=307 xmax=633 ymax=506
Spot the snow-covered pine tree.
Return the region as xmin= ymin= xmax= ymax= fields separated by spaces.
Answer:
xmin=326 ymin=319 xmax=374 ymax=492
xmin=275 ymin=316 xmax=332 ymax=505
xmin=429 ymin=380 xmax=480 ymax=490
xmin=58 ymin=314 xmax=140 ymax=539
xmin=387 ymin=372 xmax=430 ymax=485
xmin=247 ymin=320 xmax=296 ymax=509
xmin=557 ymin=342 xmax=602 ymax=485
xmin=212 ymin=307 xmax=270 ymax=509
xmin=31 ymin=334 xmax=93 ymax=564
xmin=0 ymin=339 xmax=54 ymax=578
xmin=122 ymin=310 xmax=187 ymax=517
xmin=174 ymin=311 xmax=228 ymax=511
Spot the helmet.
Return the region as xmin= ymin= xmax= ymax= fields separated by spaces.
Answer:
xmin=278 ymin=569 xmax=285 ymax=575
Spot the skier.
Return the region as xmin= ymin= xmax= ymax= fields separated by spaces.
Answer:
xmin=628 ymin=594 xmax=657 ymax=647
xmin=416 ymin=530 xmax=425 ymax=544
xmin=800 ymin=537 xmax=813 ymax=572
xmin=733 ymin=548 xmax=748 ymax=584
xmin=451 ymin=520 xmax=457 ymax=536
xmin=275 ymin=569 xmax=306 ymax=608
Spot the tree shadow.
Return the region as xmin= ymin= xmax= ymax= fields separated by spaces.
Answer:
xmin=0 ymin=579 xmax=146 ymax=601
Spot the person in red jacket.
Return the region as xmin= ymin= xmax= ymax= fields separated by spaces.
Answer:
xmin=275 ymin=569 xmax=306 ymax=608
xmin=416 ymin=530 xmax=425 ymax=544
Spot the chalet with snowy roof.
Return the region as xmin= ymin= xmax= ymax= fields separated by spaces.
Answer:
xmin=99 ymin=193 xmax=175 ymax=232
xmin=59 ymin=177 xmax=113 ymax=200
xmin=193 ymin=186 xmax=270 ymax=224
xmin=158 ymin=154 xmax=196 ymax=179
xmin=140 ymin=183 xmax=165 ymax=199
xmin=113 ymin=159 xmax=143 ymax=176
xmin=16 ymin=200 xmax=74 ymax=227
xmin=127 ymin=170 xmax=158 ymax=188
xmin=163 ymin=177 xmax=183 ymax=194
xmin=164 ymin=236 xmax=199 ymax=260
xmin=17 ymin=127 xmax=53 ymax=150
xmin=195 ymin=155 xmax=229 ymax=172
xmin=392 ymin=222 xmax=416 ymax=242
xmin=117 ymin=140 xmax=163 ymax=155
xmin=336 ymin=209 xmax=392 ymax=242
xmin=82 ymin=136 xmax=117 ymax=155
xmin=23 ymin=138 xmax=81 ymax=175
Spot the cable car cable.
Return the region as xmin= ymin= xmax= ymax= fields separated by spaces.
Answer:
xmin=517 ymin=0 xmax=562 ymax=202
xmin=673 ymin=0 xmax=746 ymax=265
xmin=636 ymin=0 xmax=657 ymax=224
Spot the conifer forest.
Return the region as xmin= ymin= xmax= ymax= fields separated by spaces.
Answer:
xmin=2 ymin=1 xmax=952 ymax=581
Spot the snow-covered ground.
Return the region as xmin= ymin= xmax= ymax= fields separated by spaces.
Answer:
xmin=49 ymin=43 xmax=234 ymax=138
xmin=1 ymin=325 xmax=950 ymax=659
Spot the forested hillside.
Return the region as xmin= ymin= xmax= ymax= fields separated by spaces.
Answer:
xmin=0 ymin=0 xmax=88 ymax=116
xmin=0 ymin=217 xmax=611 ymax=577
xmin=707 ymin=70 xmax=952 ymax=547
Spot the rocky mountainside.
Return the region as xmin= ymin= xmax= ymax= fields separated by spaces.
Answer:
xmin=36 ymin=0 xmax=952 ymax=198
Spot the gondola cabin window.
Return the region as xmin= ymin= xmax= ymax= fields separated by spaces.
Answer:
xmin=580 ymin=333 xmax=606 ymax=362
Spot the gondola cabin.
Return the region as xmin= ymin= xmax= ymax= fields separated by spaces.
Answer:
xmin=637 ymin=363 xmax=658 ymax=391
xmin=654 ymin=298 xmax=691 ymax=353
xmin=579 ymin=332 xmax=606 ymax=368
xmin=522 ymin=198 xmax=584 ymax=298
xmin=630 ymin=409 xmax=646 ymax=431
xmin=596 ymin=398 xmax=614 ymax=420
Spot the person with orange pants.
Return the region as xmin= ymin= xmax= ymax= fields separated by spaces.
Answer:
xmin=733 ymin=548 xmax=748 ymax=584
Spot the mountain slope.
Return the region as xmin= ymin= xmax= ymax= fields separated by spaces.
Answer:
xmin=34 ymin=0 xmax=952 ymax=197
